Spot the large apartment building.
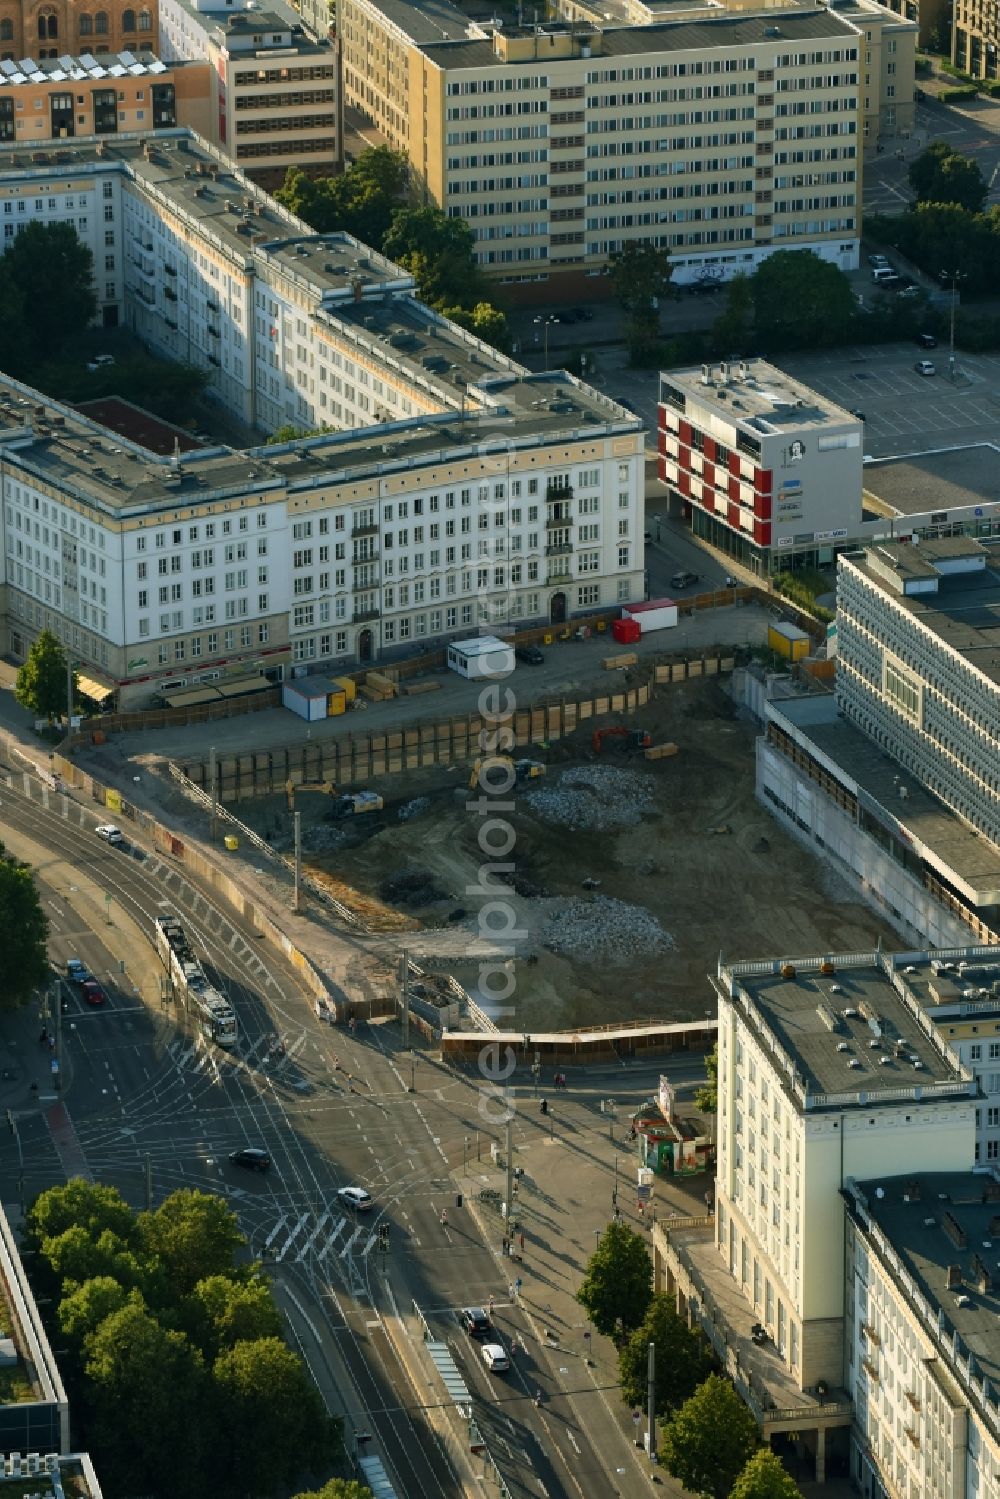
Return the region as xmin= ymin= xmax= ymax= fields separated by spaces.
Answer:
xmin=657 ymin=945 xmax=987 ymax=1484
xmin=0 ymin=0 xmax=158 ymax=62
xmin=337 ymin=0 xmax=916 ymax=298
xmin=0 ymin=49 xmax=211 ymax=145
xmin=156 ymin=0 xmax=339 ymax=183
xmin=657 ymin=358 xmax=864 ymax=575
xmin=0 ymin=131 xmax=644 ymax=704
xmin=755 ymin=537 xmax=1000 ymax=950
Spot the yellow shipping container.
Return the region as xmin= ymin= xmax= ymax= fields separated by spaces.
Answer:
xmin=332 ymin=675 xmax=357 ymax=703
xmin=327 ymin=690 xmax=347 ymax=716
xmin=768 ymin=623 xmax=810 ymax=662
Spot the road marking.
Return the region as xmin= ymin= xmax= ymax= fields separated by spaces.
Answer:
xmin=275 ymin=1214 xmax=309 ymax=1261
xmin=295 ymin=1210 xmax=332 ymax=1261
xmin=340 ymin=1224 xmax=364 ymax=1258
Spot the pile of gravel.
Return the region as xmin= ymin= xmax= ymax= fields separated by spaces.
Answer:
xmin=543 ymin=896 xmax=674 ymax=962
xmin=524 ymin=765 xmax=655 ymax=831
xmin=398 ymin=796 xmax=431 ymax=822
xmin=303 ymin=823 xmax=348 ymax=854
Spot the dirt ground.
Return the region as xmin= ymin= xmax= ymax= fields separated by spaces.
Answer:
xmin=233 ymin=677 xmax=891 ymax=1032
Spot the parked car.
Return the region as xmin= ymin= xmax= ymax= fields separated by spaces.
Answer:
xmin=914 ymin=360 xmax=936 ymax=376
xmin=849 ymin=409 xmax=866 ymax=423
xmin=86 ymin=354 xmax=115 ymax=371
xmin=80 ymin=979 xmax=107 ymax=1007
xmin=461 ymin=1307 xmax=492 ymax=1339
xmin=670 ymin=570 xmax=700 ymax=589
xmin=66 ymin=958 xmax=89 ymax=984
xmin=229 ymin=1147 xmax=271 ymax=1172
xmin=917 ymin=333 xmax=937 ymax=349
xmin=337 ymin=1186 xmax=373 ymax=1211
xmin=566 ymin=307 xmax=593 ymax=322
xmin=95 ymin=824 xmax=124 ymax=846
xmin=515 ymin=645 xmax=544 ymax=665
xmin=481 ymin=1342 xmax=510 ymax=1373
xmin=868 ymin=253 xmax=891 ymax=268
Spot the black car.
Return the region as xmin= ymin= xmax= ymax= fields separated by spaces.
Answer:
xmin=229 ymin=1147 xmax=271 ymax=1172
xmin=515 ymin=645 xmax=544 ymax=665
xmin=917 ymin=333 xmax=937 ymax=349
xmin=849 ymin=409 xmax=866 ymax=423
xmin=567 ymin=307 xmax=593 ymax=322
xmin=461 ymin=1307 xmax=492 ymax=1339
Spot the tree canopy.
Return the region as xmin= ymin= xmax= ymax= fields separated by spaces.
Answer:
xmin=576 ymin=1220 xmax=652 ymax=1340
xmin=730 ymin=1448 xmax=805 ymax=1499
xmin=138 ymin=1188 xmax=247 ymax=1296
xmin=606 ymin=242 xmax=674 ymax=319
xmin=909 ymin=141 xmax=987 ymax=213
xmin=743 ymin=250 xmax=857 ymax=350
xmin=695 ymin=1041 xmax=718 ymax=1113
xmin=277 ymin=147 xmax=408 ymax=245
xmin=15 ymin=629 xmax=71 ymax=720
xmin=659 ymin=1375 xmax=760 ymax=1499
xmin=212 ymin=1336 xmax=340 ymax=1497
xmin=292 ymin=1482 xmax=374 ymax=1499
xmin=0 ymin=221 xmax=96 ymax=373
xmin=0 ymin=845 xmax=49 ymax=1009
xmin=618 ymin=1294 xmax=715 ymax=1415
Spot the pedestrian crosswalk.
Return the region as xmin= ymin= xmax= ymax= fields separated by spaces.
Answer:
xmin=265 ymin=1209 xmax=378 ymax=1270
xmin=167 ymin=1027 xmax=310 ymax=1080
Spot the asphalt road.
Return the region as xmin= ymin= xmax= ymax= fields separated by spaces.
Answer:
xmin=0 ymin=755 xmax=708 ymax=1499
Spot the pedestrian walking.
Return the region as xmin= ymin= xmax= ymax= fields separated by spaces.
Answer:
xmin=488 ymin=1294 xmax=495 ymax=1315
xmin=638 ymin=1201 xmax=645 ymax=1217
xmin=39 ymin=1028 xmax=48 ymax=1045
xmin=508 ymin=1283 xmax=515 ymax=1302
xmin=48 ymin=1036 xmax=55 ymax=1053
xmin=519 ymin=1232 xmax=525 ymax=1251
xmin=514 ymin=1276 xmax=522 ymax=1299
xmin=502 ymin=1236 xmax=509 ymax=1256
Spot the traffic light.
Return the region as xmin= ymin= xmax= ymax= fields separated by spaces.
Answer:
xmin=378 ymin=1223 xmax=390 ymax=1250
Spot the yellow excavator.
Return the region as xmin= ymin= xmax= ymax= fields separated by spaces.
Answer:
xmin=469 ymin=757 xmax=546 ymax=790
xmin=285 ymin=779 xmax=335 ymax=812
xmin=285 ymin=779 xmax=385 ymax=817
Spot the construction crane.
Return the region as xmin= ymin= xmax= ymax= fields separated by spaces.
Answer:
xmin=592 ymin=727 xmax=651 ymax=754
xmin=285 ymin=779 xmax=335 ymax=812
xmin=469 ymin=757 xmax=546 ymax=790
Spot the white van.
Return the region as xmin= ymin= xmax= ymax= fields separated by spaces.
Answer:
xmin=871 ymin=267 xmax=898 ymax=285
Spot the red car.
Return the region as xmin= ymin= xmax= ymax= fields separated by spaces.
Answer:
xmin=80 ymin=979 xmax=106 ymax=1007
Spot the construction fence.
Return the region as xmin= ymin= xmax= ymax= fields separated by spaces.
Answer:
xmin=179 ymin=649 xmax=737 ymax=803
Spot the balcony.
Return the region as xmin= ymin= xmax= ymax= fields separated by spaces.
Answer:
xmin=545 ymin=542 xmax=573 ymax=557
xmin=352 ymin=607 xmax=379 ymax=624
xmin=546 ymin=511 xmax=572 ymax=527
xmin=208 ymin=325 xmax=221 ymax=339
xmin=546 ymin=566 xmax=572 ymax=584
xmin=546 ymin=481 xmax=573 ymax=501
xmin=207 ymin=299 xmax=220 ymax=313
xmin=164 ymin=263 xmax=177 ymax=277
xmin=165 ymin=317 xmax=178 ymax=329
xmin=352 ymin=521 xmax=378 ymax=538
xmin=164 ymin=287 xmax=177 ymax=302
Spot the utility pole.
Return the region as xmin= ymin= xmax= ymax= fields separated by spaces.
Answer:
xmin=208 ymin=745 xmax=218 ymax=841
xmin=505 ymin=1109 xmax=514 ymax=1237
xmin=292 ymin=810 xmax=301 ymax=913
xmin=65 ymin=655 xmax=74 ymax=729
xmin=399 ymin=949 xmax=410 ymax=1050
xmin=144 ymin=1153 xmax=153 ymax=1211
xmin=646 ymin=1340 xmax=657 ymax=1462
xmin=52 ymin=980 xmax=62 ymax=1092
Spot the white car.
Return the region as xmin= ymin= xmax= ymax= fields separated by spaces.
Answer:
xmin=481 ymin=1342 xmax=509 ymax=1373
xmin=337 ymin=1186 xmax=373 ymax=1212
xmin=95 ymin=824 xmax=124 ymax=845
xmin=914 ymin=360 xmax=936 ymax=377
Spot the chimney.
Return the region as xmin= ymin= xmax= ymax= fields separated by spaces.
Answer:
xmin=700 ymin=363 xmax=711 ymax=386
xmin=946 ymin=1264 xmax=963 ymax=1291
xmin=942 ymin=1211 xmax=967 ymax=1250
xmin=902 ymin=1180 xmax=921 ymax=1202
xmin=972 ymin=1254 xmax=992 ymax=1294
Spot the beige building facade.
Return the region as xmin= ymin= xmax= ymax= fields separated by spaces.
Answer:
xmin=0 ymin=0 xmax=157 ymax=61
xmin=337 ymin=0 xmax=915 ymax=299
xmin=0 ymin=50 xmax=210 ymax=145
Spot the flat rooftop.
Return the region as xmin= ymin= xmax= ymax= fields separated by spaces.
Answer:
xmin=661 ymin=358 xmax=860 ymax=436
xmin=851 ymin=1171 xmax=1000 ymax=1403
xmin=769 ymin=694 xmax=1000 ymax=905
xmin=420 ymin=9 xmax=856 ymax=65
xmin=362 ymin=0 xmax=474 ymax=44
xmin=863 ymin=443 xmax=1000 ymax=518
xmin=729 ymin=951 xmax=967 ymax=1103
xmin=167 ymin=0 xmax=331 ymax=45
xmin=845 ymin=544 xmax=1000 ymax=688
xmin=0 ymin=368 xmax=636 ymax=519
xmin=0 ymin=48 xmax=168 ymax=84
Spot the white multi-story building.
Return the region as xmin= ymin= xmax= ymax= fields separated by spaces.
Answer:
xmin=0 ymin=131 xmax=644 ymax=704
xmin=656 ymin=945 xmax=986 ymax=1483
xmin=844 ymin=1171 xmax=1000 ymax=1499
xmin=657 ymin=358 xmax=864 ymax=575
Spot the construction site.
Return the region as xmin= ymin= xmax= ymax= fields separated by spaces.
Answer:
xmin=206 ymin=673 xmax=889 ymax=1033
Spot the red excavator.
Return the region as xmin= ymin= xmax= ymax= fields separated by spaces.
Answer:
xmin=592 ymin=727 xmax=651 ymax=754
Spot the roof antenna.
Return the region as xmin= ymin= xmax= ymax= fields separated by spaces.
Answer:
xmin=171 ymin=436 xmax=181 ymax=468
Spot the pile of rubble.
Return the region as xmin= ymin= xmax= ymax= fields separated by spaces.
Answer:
xmin=398 ymin=796 xmax=431 ymax=822
xmin=543 ymin=896 xmax=674 ymax=961
xmin=524 ymin=766 xmax=655 ymax=831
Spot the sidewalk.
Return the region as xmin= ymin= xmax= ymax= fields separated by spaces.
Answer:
xmin=457 ymin=1094 xmax=716 ymax=1496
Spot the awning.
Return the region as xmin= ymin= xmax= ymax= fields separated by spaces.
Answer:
xmin=76 ymin=673 xmax=114 ymax=704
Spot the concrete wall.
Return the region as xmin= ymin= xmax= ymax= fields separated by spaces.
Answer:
xmin=756 ymin=738 xmax=975 ymax=948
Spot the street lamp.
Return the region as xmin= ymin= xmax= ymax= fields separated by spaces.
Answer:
xmin=533 ymin=314 xmax=558 ymax=372
xmin=939 ymin=269 xmax=966 ymax=382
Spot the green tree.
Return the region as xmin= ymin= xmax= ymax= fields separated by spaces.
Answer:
xmin=266 ymin=423 xmax=331 ymax=445
xmin=14 ymin=629 xmax=71 ymax=719
xmin=606 ymin=241 xmax=674 ymax=321
xmin=712 ymin=273 xmax=754 ymax=356
xmin=695 ymin=1042 xmax=718 ymax=1113
xmin=41 ymin=1225 xmax=151 ymax=1297
xmin=383 ymin=205 xmax=485 ymax=309
xmin=0 ymin=846 xmax=49 ymax=1009
xmin=748 ymin=250 xmax=856 ymax=349
xmin=276 ymin=147 xmax=408 ymax=246
xmin=187 ymin=1274 xmax=282 ymax=1360
xmin=618 ymin=1294 xmax=714 ymax=1415
xmin=292 ymin=1483 xmax=373 ymax=1499
xmin=444 ymin=300 xmax=512 ymax=353
xmin=576 ymin=1220 xmax=652 ymax=1340
xmin=57 ymin=1277 xmax=133 ymax=1349
xmin=730 ymin=1448 xmax=804 ymax=1499
xmin=212 ymin=1337 xmax=341 ymax=1497
xmin=660 ymin=1375 xmax=760 ymax=1499
xmin=0 ymin=222 xmax=95 ymax=368
xmin=26 ymin=1180 xmax=136 ymax=1252
xmin=139 ymin=1189 xmax=245 ymax=1297
xmin=83 ymin=1301 xmax=206 ymax=1498
xmin=909 ymin=140 xmax=987 ymax=213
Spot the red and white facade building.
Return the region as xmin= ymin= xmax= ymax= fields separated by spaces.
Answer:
xmin=657 ymin=359 xmax=864 ymax=577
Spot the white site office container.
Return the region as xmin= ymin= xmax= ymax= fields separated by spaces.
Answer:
xmin=446 ymin=636 xmax=515 ymax=680
xmin=623 ymin=598 xmax=679 ymax=634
